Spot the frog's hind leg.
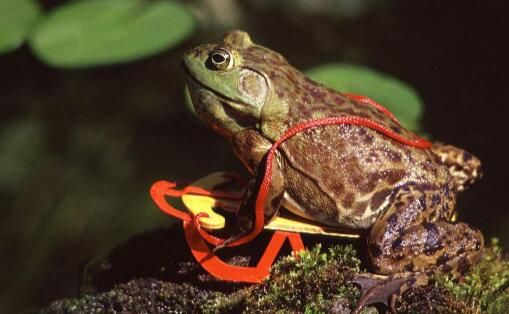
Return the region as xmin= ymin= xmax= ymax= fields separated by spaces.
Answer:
xmin=356 ymin=221 xmax=483 ymax=310
xmin=430 ymin=142 xmax=482 ymax=191
xmin=353 ymin=183 xmax=484 ymax=312
xmin=369 ymin=220 xmax=483 ymax=277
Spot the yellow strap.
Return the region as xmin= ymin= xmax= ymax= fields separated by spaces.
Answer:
xmin=182 ymin=172 xmax=362 ymax=238
xmin=182 ymin=172 xmax=228 ymax=229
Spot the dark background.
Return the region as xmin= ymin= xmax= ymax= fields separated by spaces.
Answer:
xmin=1 ymin=0 xmax=508 ymax=312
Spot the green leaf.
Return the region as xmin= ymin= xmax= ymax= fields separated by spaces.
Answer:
xmin=30 ymin=0 xmax=196 ymax=68
xmin=0 ymin=0 xmax=41 ymax=54
xmin=306 ymin=63 xmax=424 ymax=131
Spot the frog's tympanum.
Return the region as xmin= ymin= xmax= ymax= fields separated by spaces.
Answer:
xmin=182 ymin=31 xmax=483 ymax=310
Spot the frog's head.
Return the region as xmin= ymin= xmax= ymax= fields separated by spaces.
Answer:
xmin=182 ymin=30 xmax=290 ymax=140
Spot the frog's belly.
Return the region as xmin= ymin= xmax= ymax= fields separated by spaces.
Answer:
xmin=282 ymin=191 xmax=388 ymax=230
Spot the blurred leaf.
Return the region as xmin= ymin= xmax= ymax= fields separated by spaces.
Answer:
xmin=30 ymin=0 xmax=196 ymax=68
xmin=0 ymin=0 xmax=41 ymax=54
xmin=306 ymin=63 xmax=424 ymax=131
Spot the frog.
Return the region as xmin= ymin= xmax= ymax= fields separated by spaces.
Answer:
xmin=182 ymin=30 xmax=484 ymax=311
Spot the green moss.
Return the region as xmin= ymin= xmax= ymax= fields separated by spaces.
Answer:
xmin=202 ymin=288 xmax=249 ymax=314
xmin=433 ymin=238 xmax=509 ymax=314
xmin=394 ymin=285 xmax=469 ymax=313
xmin=206 ymin=244 xmax=374 ymax=313
xmin=234 ymin=240 xmax=509 ymax=314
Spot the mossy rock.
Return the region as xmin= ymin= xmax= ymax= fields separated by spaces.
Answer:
xmin=41 ymin=226 xmax=509 ymax=313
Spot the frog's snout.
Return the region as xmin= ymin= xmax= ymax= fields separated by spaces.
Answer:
xmin=181 ymin=44 xmax=216 ymax=80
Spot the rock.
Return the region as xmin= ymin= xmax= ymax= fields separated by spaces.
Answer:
xmin=41 ymin=227 xmax=509 ymax=313
xmin=43 ymin=278 xmax=216 ymax=313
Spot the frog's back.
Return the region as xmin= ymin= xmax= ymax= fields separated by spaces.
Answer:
xmin=279 ymin=122 xmax=452 ymax=229
xmin=272 ymin=71 xmax=452 ymax=229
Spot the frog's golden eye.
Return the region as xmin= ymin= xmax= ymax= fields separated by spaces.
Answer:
xmin=209 ymin=48 xmax=233 ymax=71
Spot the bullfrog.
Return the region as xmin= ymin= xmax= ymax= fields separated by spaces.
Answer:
xmin=182 ymin=30 xmax=484 ymax=310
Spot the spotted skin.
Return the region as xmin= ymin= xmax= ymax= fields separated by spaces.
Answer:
xmin=430 ymin=142 xmax=482 ymax=191
xmin=182 ymin=30 xmax=484 ymax=311
xmin=368 ymin=183 xmax=482 ymax=275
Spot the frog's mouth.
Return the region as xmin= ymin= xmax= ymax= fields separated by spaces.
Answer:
xmin=183 ymin=64 xmax=257 ymax=116
xmin=183 ymin=70 xmax=237 ymax=115
xmin=183 ymin=64 xmax=257 ymax=137
xmin=182 ymin=63 xmax=235 ymax=104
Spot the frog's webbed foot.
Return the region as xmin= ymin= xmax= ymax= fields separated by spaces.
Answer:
xmin=351 ymin=273 xmax=412 ymax=314
xmin=211 ymin=211 xmax=254 ymax=253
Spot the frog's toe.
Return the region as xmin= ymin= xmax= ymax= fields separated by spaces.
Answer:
xmin=351 ymin=273 xmax=386 ymax=295
xmin=211 ymin=229 xmax=248 ymax=252
xmin=211 ymin=235 xmax=237 ymax=252
xmin=351 ymin=274 xmax=408 ymax=314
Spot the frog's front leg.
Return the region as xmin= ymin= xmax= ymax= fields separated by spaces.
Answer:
xmin=221 ymin=154 xmax=287 ymax=247
xmin=355 ymin=183 xmax=484 ymax=311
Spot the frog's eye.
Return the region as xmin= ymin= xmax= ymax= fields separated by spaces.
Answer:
xmin=209 ymin=48 xmax=234 ymax=71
